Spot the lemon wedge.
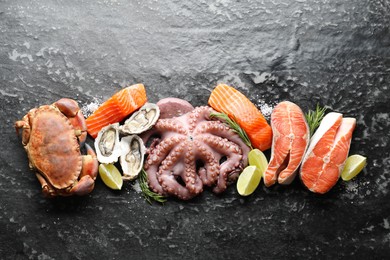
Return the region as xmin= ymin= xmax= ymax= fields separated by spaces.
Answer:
xmin=99 ymin=163 xmax=123 ymax=190
xmin=341 ymin=155 xmax=367 ymax=181
xmin=248 ymin=149 xmax=268 ymax=175
xmin=237 ymin=165 xmax=262 ymax=196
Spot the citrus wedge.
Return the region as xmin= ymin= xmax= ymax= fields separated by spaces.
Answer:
xmin=99 ymin=163 xmax=123 ymax=190
xmin=248 ymin=149 xmax=268 ymax=175
xmin=341 ymin=154 xmax=367 ymax=181
xmin=237 ymin=165 xmax=262 ymax=196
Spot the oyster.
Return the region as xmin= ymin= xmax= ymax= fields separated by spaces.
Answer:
xmin=120 ymin=103 xmax=160 ymax=134
xmin=120 ymin=135 xmax=145 ymax=180
xmin=95 ymin=123 xmax=122 ymax=164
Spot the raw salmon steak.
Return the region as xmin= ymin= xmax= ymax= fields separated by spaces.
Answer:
xmin=300 ymin=112 xmax=356 ymax=194
xmin=208 ymin=84 xmax=272 ymax=151
xmin=86 ymin=84 xmax=147 ymax=138
xmin=263 ymin=101 xmax=310 ymax=186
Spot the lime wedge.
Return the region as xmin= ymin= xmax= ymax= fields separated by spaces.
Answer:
xmin=341 ymin=155 xmax=367 ymax=181
xmin=248 ymin=149 xmax=268 ymax=175
xmin=237 ymin=165 xmax=262 ymax=196
xmin=99 ymin=163 xmax=123 ymax=190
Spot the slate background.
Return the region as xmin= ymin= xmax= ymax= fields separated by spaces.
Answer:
xmin=1 ymin=0 xmax=390 ymax=259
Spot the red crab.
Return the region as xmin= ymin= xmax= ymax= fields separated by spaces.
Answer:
xmin=15 ymin=98 xmax=98 ymax=197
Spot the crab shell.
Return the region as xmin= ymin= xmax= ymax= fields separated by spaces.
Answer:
xmin=14 ymin=98 xmax=99 ymax=197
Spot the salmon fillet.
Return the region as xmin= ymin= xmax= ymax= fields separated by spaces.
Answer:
xmin=208 ymin=84 xmax=272 ymax=151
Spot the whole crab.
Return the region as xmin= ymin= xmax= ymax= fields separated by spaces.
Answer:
xmin=15 ymin=98 xmax=98 ymax=197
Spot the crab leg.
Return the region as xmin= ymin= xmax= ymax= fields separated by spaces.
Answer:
xmin=35 ymin=173 xmax=56 ymax=198
xmin=15 ymin=110 xmax=35 ymax=145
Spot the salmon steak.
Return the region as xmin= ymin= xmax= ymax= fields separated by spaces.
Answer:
xmin=263 ymin=101 xmax=310 ymax=186
xmin=300 ymin=112 xmax=356 ymax=194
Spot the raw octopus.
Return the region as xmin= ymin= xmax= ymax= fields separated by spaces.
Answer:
xmin=142 ymin=106 xmax=250 ymax=200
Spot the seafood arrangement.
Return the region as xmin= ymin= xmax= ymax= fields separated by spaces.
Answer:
xmin=14 ymin=83 xmax=365 ymax=201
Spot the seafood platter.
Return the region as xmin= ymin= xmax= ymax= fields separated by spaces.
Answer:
xmin=2 ymin=0 xmax=389 ymax=258
xmin=14 ymin=83 xmax=364 ymax=201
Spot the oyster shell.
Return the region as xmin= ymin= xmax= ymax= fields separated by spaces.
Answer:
xmin=95 ymin=123 xmax=122 ymax=164
xmin=120 ymin=103 xmax=160 ymax=134
xmin=120 ymin=135 xmax=145 ymax=180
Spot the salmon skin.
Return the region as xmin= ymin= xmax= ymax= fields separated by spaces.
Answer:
xmin=208 ymin=84 xmax=272 ymax=151
xmin=263 ymin=101 xmax=310 ymax=186
xmin=86 ymin=84 xmax=147 ymax=138
xmin=300 ymin=112 xmax=356 ymax=194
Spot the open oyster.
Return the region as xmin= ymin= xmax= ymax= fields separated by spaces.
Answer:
xmin=120 ymin=103 xmax=160 ymax=134
xmin=120 ymin=135 xmax=145 ymax=180
xmin=95 ymin=123 xmax=122 ymax=164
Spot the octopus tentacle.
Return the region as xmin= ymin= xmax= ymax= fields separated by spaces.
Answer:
xmin=158 ymin=142 xmax=203 ymax=200
xmin=145 ymin=136 xmax=185 ymax=195
xmin=185 ymin=106 xmax=213 ymax=130
xmin=196 ymin=120 xmax=250 ymax=165
xmin=141 ymin=117 xmax=187 ymax=146
xmin=182 ymin=141 xmax=203 ymax=194
xmin=198 ymin=134 xmax=244 ymax=193
xmin=193 ymin=139 xmax=220 ymax=187
xmin=154 ymin=118 xmax=187 ymax=135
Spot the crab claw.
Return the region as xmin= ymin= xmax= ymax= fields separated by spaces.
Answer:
xmin=81 ymin=143 xmax=99 ymax=180
xmin=55 ymin=98 xmax=80 ymax=117
xmin=70 ymin=175 xmax=95 ymax=196
xmin=67 ymin=144 xmax=98 ymax=196
xmin=55 ymin=98 xmax=88 ymax=144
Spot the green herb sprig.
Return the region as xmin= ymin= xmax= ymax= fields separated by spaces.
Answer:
xmin=139 ymin=168 xmax=167 ymax=204
xmin=305 ymin=104 xmax=327 ymax=137
xmin=210 ymin=112 xmax=253 ymax=149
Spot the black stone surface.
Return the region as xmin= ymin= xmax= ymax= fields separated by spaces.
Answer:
xmin=1 ymin=0 xmax=390 ymax=259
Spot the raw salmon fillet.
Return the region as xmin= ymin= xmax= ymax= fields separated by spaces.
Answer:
xmin=208 ymin=84 xmax=272 ymax=151
xmin=300 ymin=112 xmax=356 ymax=194
xmin=86 ymin=84 xmax=147 ymax=138
xmin=263 ymin=101 xmax=310 ymax=187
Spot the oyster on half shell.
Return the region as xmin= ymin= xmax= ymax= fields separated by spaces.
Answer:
xmin=120 ymin=103 xmax=160 ymax=134
xmin=120 ymin=135 xmax=145 ymax=180
xmin=95 ymin=123 xmax=122 ymax=164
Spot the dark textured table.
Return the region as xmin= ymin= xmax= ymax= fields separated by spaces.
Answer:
xmin=1 ymin=0 xmax=390 ymax=259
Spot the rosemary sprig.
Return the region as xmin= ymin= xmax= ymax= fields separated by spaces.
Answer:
xmin=305 ymin=104 xmax=327 ymax=137
xmin=210 ymin=112 xmax=253 ymax=149
xmin=139 ymin=168 xmax=167 ymax=204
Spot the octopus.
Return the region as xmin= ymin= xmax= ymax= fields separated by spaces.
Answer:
xmin=142 ymin=106 xmax=250 ymax=200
